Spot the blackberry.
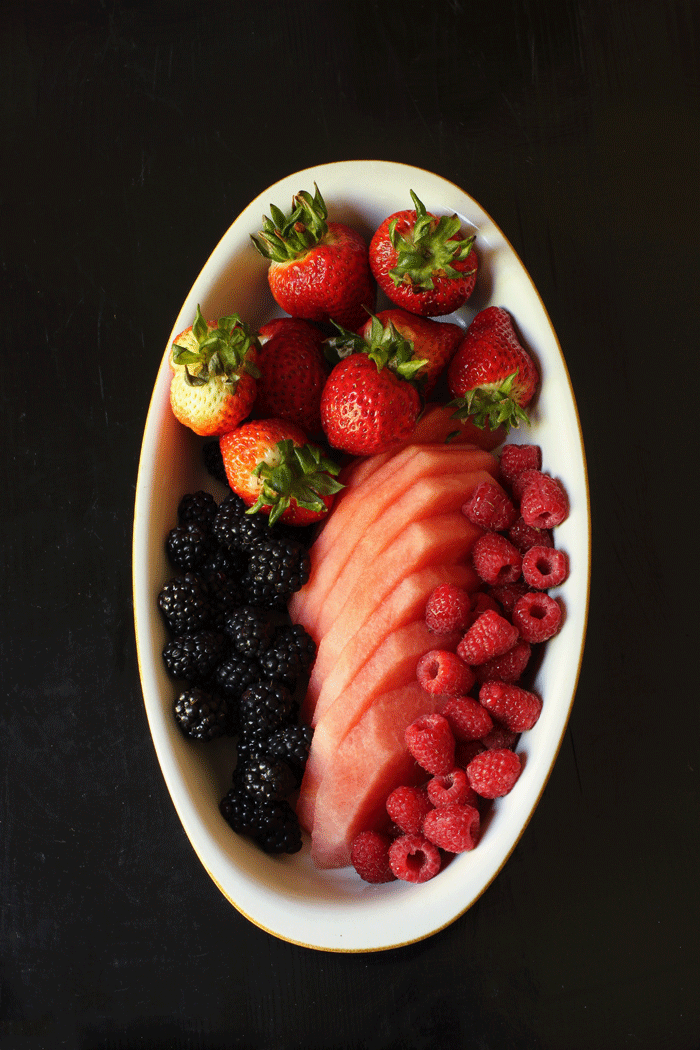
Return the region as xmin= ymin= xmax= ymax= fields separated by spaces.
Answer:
xmin=239 ymin=680 xmax=296 ymax=742
xmin=165 ymin=523 xmax=213 ymax=572
xmin=213 ymin=652 xmax=261 ymax=701
xmin=158 ymin=572 xmax=212 ymax=635
xmin=243 ymin=538 xmax=310 ymax=608
xmin=162 ymin=630 xmax=227 ymax=683
xmin=205 ymin=570 xmax=247 ymax=629
xmin=203 ymin=440 xmax=229 ymax=486
xmin=260 ymin=623 xmax=316 ymax=687
xmin=219 ymin=790 xmax=302 ymax=854
xmin=173 ymin=687 xmax=230 ymax=741
xmin=177 ymin=490 xmax=218 ymax=531
xmin=200 ymin=543 xmax=245 ymax=581
xmin=237 ymin=755 xmax=296 ymax=803
xmin=263 ymin=724 xmax=313 ymax=784
xmin=255 ymin=800 xmax=303 ymax=854
xmin=224 ymin=605 xmax=274 ymax=658
xmin=219 ymin=785 xmax=261 ymax=834
xmin=213 ymin=493 xmax=276 ymax=552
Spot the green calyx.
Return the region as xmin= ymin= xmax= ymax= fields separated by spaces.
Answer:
xmin=325 ymin=314 xmax=428 ymax=386
xmin=449 ymin=372 xmax=531 ymax=432
xmin=389 ymin=190 xmax=475 ymax=291
xmin=247 ymin=439 xmax=344 ymax=525
xmin=171 ymin=306 xmax=260 ymax=389
xmin=251 ymin=183 xmax=329 ymax=262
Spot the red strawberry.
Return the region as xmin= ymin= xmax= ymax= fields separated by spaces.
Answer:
xmin=254 ymin=317 xmax=329 ymax=434
xmin=219 ymin=418 xmax=343 ymax=526
xmin=169 ymin=307 xmax=260 ymax=437
xmin=357 ymin=309 xmax=463 ymax=395
xmin=447 ymin=306 xmax=539 ymax=432
xmin=320 ymin=322 xmax=426 ymax=455
xmin=251 ymin=183 xmax=375 ymax=329
xmin=369 ymin=190 xmax=478 ymax=317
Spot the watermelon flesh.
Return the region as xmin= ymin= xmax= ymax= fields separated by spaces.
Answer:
xmin=307 ymin=562 xmax=479 ymax=726
xmin=310 ymin=682 xmax=448 ymax=869
xmin=303 ymin=508 xmax=484 ymax=713
xmin=288 ymin=444 xmax=497 ymax=638
xmin=297 ymin=619 xmax=461 ymax=833
xmin=311 ymin=468 xmax=497 ymax=644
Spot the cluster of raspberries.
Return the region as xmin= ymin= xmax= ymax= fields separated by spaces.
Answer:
xmin=158 ymin=452 xmax=316 ymax=854
xmin=351 ymin=443 xmax=569 ymax=884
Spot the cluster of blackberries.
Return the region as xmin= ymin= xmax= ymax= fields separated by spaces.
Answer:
xmin=159 ymin=472 xmax=315 ymax=855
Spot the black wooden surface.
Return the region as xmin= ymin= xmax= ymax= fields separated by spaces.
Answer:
xmin=2 ymin=1 xmax=698 ymax=1048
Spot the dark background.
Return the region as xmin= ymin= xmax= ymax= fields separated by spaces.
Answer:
xmin=2 ymin=1 xmax=698 ymax=1047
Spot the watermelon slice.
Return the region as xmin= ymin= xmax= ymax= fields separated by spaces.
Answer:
xmin=288 ymin=444 xmax=497 ymax=637
xmin=310 ymin=682 xmax=447 ymax=869
xmin=312 ymin=468 xmax=497 ymax=643
xmin=297 ymin=619 xmax=461 ymax=833
xmin=306 ymin=562 xmax=479 ymax=726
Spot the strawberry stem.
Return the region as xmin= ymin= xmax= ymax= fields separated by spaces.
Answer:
xmin=251 ymin=183 xmax=329 ymax=262
xmin=388 ymin=190 xmax=475 ymax=291
xmin=449 ymin=372 xmax=531 ymax=432
xmin=247 ymin=439 xmax=344 ymax=525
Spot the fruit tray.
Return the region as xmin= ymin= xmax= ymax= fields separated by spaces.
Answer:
xmin=133 ymin=160 xmax=590 ymax=952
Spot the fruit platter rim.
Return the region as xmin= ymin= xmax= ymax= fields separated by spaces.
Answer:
xmin=132 ymin=159 xmax=590 ymax=952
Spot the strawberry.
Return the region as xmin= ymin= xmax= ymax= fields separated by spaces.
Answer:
xmin=169 ymin=306 xmax=260 ymax=437
xmin=251 ymin=183 xmax=375 ymax=330
xmin=320 ymin=321 xmax=426 ymax=456
xmin=369 ymin=190 xmax=478 ymax=317
xmin=254 ymin=317 xmax=329 ymax=434
xmin=447 ymin=306 xmax=539 ymax=432
xmin=357 ymin=309 xmax=462 ymax=396
xmin=219 ymin=418 xmax=343 ymax=526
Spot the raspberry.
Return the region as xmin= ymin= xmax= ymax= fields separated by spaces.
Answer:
xmin=512 ymin=468 xmax=546 ymax=502
xmin=467 ymin=748 xmax=522 ymax=798
xmin=466 ymin=590 xmax=501 ymax=626
xmin=488 ymin=581 xmax=530 ymax=615
xmin=481 ymin=725 xmax=519 ymax=750
xmin=404 ymin=713 xmax=455 ymax=775
xmin=499 ymin=443 xmax=542 ymax=487
xmin=520 ymin=473 xmax=569 ymax=529
xmin=350 ymin=830 xmax=396 ymax=883
xmin=388 ymin=834 xmax=442 ymax=883
xmin=479 ymin=681 xmax=543 ymax=732
xmin=454 ymin=739 xmax=486 ymax=768
xmin=386 ymin=785 xmax=433 ymax=834
xmin=416 ymin=649 xmax=475 ymax=696
xmin=522 ymin=545 xmax=569 ymax=589
xmin=512 ymin=592 xmax=563 ymax=642
xmin=425 ymin=583 xmax=473 ymax=634
xmin=426 ymin=768 xmax=479 ymax=808
xmin=423 ymin=803 xmax=480 ymax=852
xmin=472 ymin=533 xmax=522 ymax=586
xmin=457 ymin=610 xmax=519 ymax=665
xmin=442 ymin=696 xmax=493 ymax=741
xmin=507 ymin=517 xmax=553 ymax=554
xmin=474 ymin=638 xmax=532 ymax=684
xmin=461 ymin=481 xmax=516 ymax=531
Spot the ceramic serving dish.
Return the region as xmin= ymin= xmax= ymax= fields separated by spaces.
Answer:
xmin=133 ymin=160 xmax=590 ymax=952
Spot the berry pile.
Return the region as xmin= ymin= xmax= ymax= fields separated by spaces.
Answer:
xmin=159 ymin=477 xmax=315 ymax=854
xmin=351 ymin=443 xmax=569 ymax=883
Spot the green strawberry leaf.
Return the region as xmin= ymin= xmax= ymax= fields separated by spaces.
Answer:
xmin=251 ymin=183 xmax=329 ymax=262
xmin=247 ymin=439 xmax=344 ymax=526
xmin=325 ymin=315 xmax=428 ymax=386
xmin=388 ymin=190 xmax=476 ymax=291
xmin=171 ymin=305 xmax=259 ymax=390
xmin=448 ymin=371 xmax=531 ymax=432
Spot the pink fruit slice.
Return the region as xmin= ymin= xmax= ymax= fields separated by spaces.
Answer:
xmin=288 ymin=444 xmax=497 ymax=637
xmin=312 ymin=468 xmax=496 ymax=643
xmin=297 ymin=619 xmax=461 ymax=833
xmin=310 ymin=682 xmax=447 ymax=869
xmin=306 ymin=562 xmax=478 ymax=726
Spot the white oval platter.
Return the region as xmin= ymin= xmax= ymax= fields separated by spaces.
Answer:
xmin=133 ymin=160 xmax=590 ymax=952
